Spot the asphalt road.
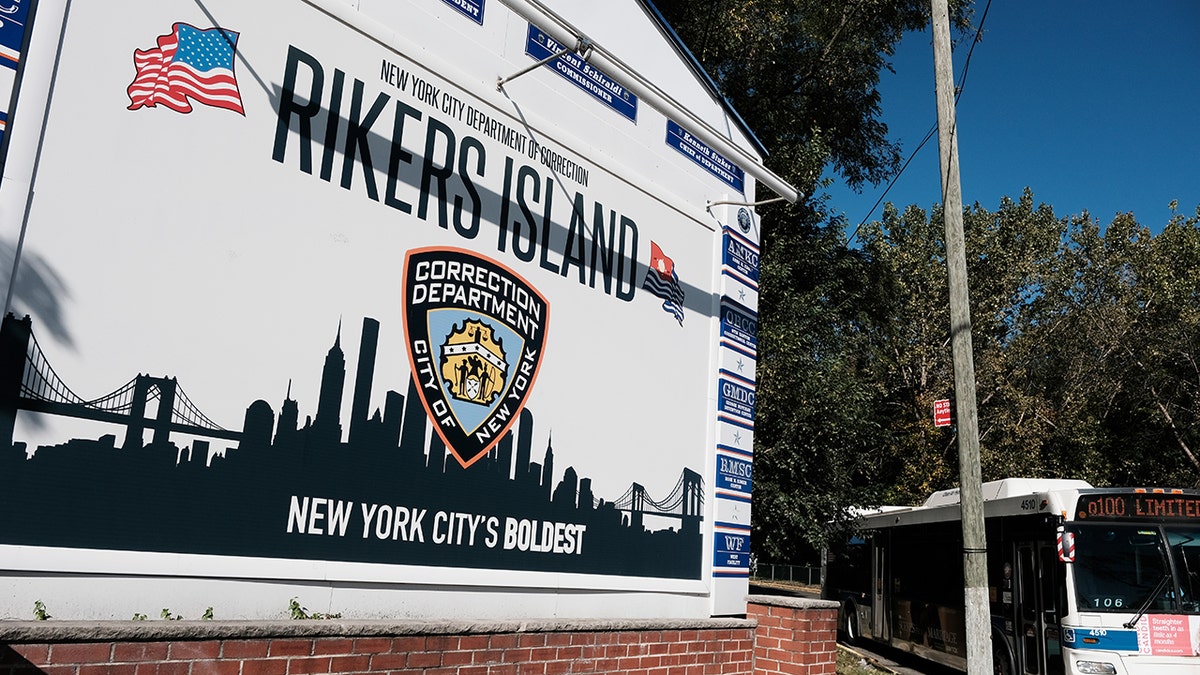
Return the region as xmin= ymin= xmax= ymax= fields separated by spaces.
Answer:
xmin=748 ymin=582 xmax=962 ymax=675
xmin=842 ymin=641 xmax=962 ymax=675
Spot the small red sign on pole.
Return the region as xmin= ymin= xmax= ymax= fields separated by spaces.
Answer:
xmin=934 ymin=399 xmax=952 ymax=428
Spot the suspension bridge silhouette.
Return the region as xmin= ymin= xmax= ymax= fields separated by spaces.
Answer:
xmin=0 ymin=313 xmax=704 ymax=528
xmin=0 ymin=314 xmax=240 ymax=450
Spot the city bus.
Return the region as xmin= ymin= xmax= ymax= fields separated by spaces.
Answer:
xmin=822 ymin=478 xmax=1200 ymax=675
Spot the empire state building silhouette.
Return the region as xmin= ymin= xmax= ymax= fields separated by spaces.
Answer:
xmin=310 ymin=322 xmax=345 ymax=448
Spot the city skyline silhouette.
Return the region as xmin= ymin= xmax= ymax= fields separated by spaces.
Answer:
xmin=0 ymin=313 xmax=704 ymax=579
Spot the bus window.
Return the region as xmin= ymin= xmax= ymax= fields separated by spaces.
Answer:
xmin=1166 ymin=526 xmax=1200 ymax=612
xmin=1072 ymin=524 xmax=1172 ymax=613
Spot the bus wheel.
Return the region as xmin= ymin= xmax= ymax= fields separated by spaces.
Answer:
xmin=841 ymin=601 xmax=859 ymax=643
xmin=992 ymin=638 xmax=1014 ymax=675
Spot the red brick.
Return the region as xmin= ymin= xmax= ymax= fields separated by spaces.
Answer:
xmin=169 ymin=641 xmax=222 ymax=661
xmin=268 ymin=641 xmax=312 ymax=658
xmin=639 ymin=655 xmax=662 ymax=669
xmin=591 ymin=633 xmax=617 ymax=646
xmin=603 ymin=645 xmax=628 ymax=658
xmin=516 ymin=662 xmax=546 ymax=675
xmin=39 ymin=667 xmax=79 ymax=675
xmin=543 ymin=661 xmax=571 ymax=675
xmin=439 ymin=650 xmax=472 ymax=667
xmin=554 ymin=646 xmax=581 ymax=661
xmin=544 ymin=634 xmax=570 ymax=648
xmin=488 ymin=635 xmax=518 ymax=650
xmin=113 ymin=644 xmax=168 ymax=663
xmin=755 ymin=636 xmax=780 ymax=651
xmin=78 ymin=665 xmax=136 ymax=675
xmin=390 ymin=637 xmax=425 ymax=653
xmin=349 ymin=639 xmax=391 ymax=655
xmin=621 ymin=632 xmax=647 ymax=645
xmin=312 ymin=640 xmax=353 ymax=657
xmin=240 ymin=660 xmax=286 ymax=675
xmin=222 ymin=642 xmax=269 ymax=660
xmin=405 ymin=652 xmax=440 ymax=669
xmin=190 ymin=660 xmax=241 ymax=675
xmin=568 ymin=633 xmax=594 ymax=647
xmin=647 ymin=642 xmax=670 ymax=656
xmin=423 ymin=637 xmax=458 ymax=652
xmin=517 ymin=635 xmax=546 ymax=648
xmin=456 ymin=667 xmax=489 ymax=675
xmin=502 ymin=648 xmax=532 ymax=664
xmin=153 ymin=661 xmax=192 ymax=675
xmin=756 ymin=614 xmax=783 ymax=629
xmin=472 ymin=649 xmax=504 ymax=665
xmin=327 ymin=656 xmax=369 ymax=673
xmin=8 ymin=644 xmax=51 ymax=665
xmin=50 ymin=644 xmax=114 ymax=664
xmin=578 ymin=645 xmax=603 ymax=660
xmin=285 ymin=657 xmax=330 ymax=675
xmin=364 ymin=652 xmax=407 ymax=671
xmin=591 ymin=659 xmax=619 ymax=672
xmin=456 ymin=635 xmax=489 ymax=651
xmin=487 ymin=665 xmax=518 ymax=675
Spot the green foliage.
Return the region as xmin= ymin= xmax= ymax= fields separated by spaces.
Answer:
xmin=659 ymin=1 xmax=1199 ymax=563
xmin=132 ymin=613 xmax=148 ymax=621
xmin=160 ymin=608 xmax=182 ymax=621
xmin=32 ymin=600 xmax=50 ymax=621
xmin=201 ymin=607 xmax=214 ymax=620
xmin=288 ymin=597 xmax=342 ymax=620
xmin=655 ymin=0 xmax=972 ymax=195
xmin=658 ymin=0 xmax=981 ymax=562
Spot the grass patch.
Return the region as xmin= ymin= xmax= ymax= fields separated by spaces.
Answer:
xmin=837 ymin=645 xmax=890 ymax=675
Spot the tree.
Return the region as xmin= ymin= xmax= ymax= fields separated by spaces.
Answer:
xmin=1022 ymin=206 xmax=1200 ymax=487
xmin=655 ymin=0 xmax=972 ymax=194
xmin=655 ymin=1 xmax=975 ymax=559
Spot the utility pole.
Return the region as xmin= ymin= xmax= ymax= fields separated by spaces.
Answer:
xmin=930 ymin=0 xmax=992 ymax=672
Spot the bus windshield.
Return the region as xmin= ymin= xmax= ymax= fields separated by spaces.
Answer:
xmin=1072 ymin=523 xmax=1200 ymax=614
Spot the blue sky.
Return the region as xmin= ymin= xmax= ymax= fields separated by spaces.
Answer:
xmin=820 ymin=1 xmax=1200 ymax=239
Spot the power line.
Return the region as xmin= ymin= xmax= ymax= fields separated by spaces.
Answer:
xmin=845 ymin=0 xmax=992 ymax=244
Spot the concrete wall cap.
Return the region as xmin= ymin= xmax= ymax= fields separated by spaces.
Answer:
xmin=0 ymin=617 xmax=755 ymax=643
xmin=745 ymin=595 xmax=839 ymax=610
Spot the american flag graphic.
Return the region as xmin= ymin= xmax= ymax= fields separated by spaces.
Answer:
xmin=127 ymin=23 xmax=244 ymax=115
xmin=642 ymin=241 xmax=686 ymax=325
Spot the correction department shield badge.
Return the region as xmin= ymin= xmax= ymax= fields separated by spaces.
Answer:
xmin=403 ymin=248 xmax=549 ymax=468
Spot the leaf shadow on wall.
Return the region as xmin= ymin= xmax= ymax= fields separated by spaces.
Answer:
xmin=1 ymin=238 xmax=73 ymax=432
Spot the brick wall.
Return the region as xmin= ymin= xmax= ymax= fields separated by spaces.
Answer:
xmin=0 ymin=598 xmax=836 ymax=675
xmin=747 ymin=596 xmax=839 ymax=675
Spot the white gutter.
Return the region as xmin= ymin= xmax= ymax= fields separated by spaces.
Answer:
xmin=497 ymin=0 xmax=801 ymax=204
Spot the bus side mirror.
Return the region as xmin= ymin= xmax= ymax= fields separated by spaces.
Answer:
xmin=1057 ymin=528 xmax=1075 ymax=563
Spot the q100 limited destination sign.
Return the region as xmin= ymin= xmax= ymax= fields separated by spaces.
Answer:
xmin=404 ymin=248 xmax=549 ymax=468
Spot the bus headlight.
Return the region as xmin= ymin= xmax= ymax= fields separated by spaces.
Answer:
xmin=1074 ymin=661 xmax=1117 ymax=675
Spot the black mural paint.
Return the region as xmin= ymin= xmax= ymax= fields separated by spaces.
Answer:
xmin=0 ymin=313 xmax=703 ymax=579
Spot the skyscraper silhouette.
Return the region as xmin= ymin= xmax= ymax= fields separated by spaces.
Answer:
xmin=541 ymin=433 xmax=554 ymax=499
xmin=349 ymin=318 xmax=379 ymax=445
xmin=275 ymin=380 xmax=300 ymax=451
xmin=516 ymin=408 xmax=533 ymax=484
xmin=311 ymin=322 xmax=346 ymax=448
xmin=399 ymin=377 xmax=428 ymax=467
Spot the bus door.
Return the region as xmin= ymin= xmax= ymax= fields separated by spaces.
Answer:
xmin=872 ymin=540 xmax=887 ymax=638
xmin=1015 ymin=542 xmax=1063 ymax=675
